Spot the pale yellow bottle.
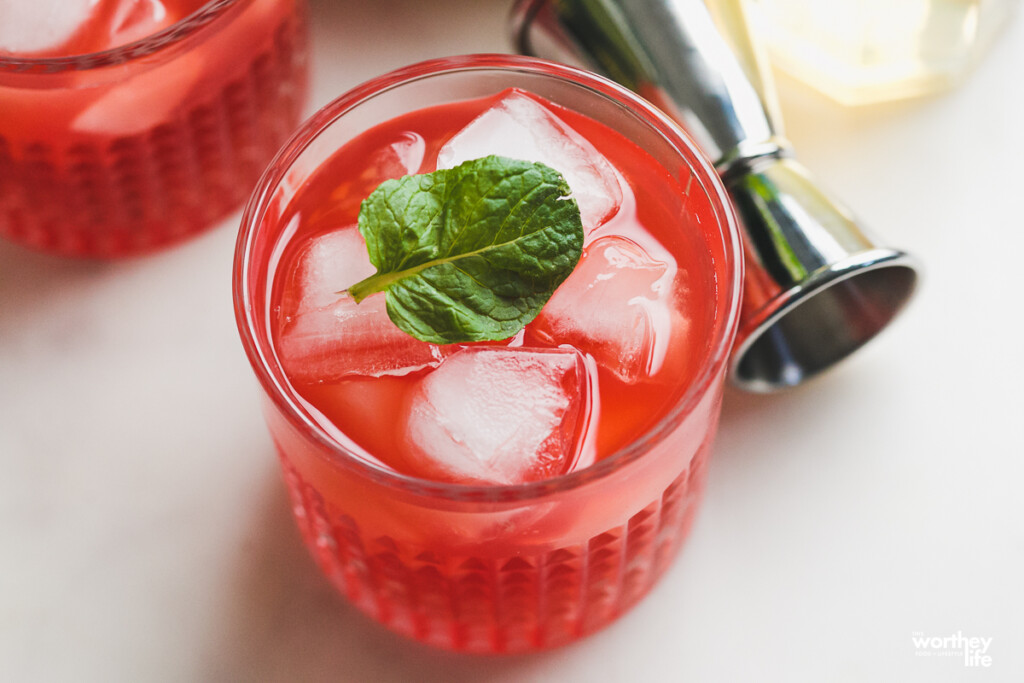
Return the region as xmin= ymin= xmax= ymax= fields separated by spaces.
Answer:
xmin=744 ymin=0 xmax=1018 ymax=105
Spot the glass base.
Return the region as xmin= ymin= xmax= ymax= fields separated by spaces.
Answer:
xmin=279 ymin=444 xmax=710 ymax=653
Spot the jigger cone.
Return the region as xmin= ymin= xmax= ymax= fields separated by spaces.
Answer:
xmin=511 ymin=0 xmax=920 ymax=391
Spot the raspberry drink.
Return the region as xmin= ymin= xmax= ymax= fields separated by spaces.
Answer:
xmin=277 ymin=89 xmax=712 ymax=481
xmin=234 ymin=57 xmax=742 ymax=653
xmin=0 ymin=0 xmax=308 ymax=257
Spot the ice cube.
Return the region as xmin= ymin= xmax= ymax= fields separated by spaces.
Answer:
xmin=404 ymin=347 xmax=586 ymax=485
xmin=277 ymin=226 xmax=443 ymax=382
xmin=1 ymin=0 xmax=182 ymax=56
xmin=532 ymin=236 xmax=675 ymax=384
xmin=103 ymin=0 xmax=174 ymax=48
xmin=0 ymin=0 xmax=93 ymax=54
xmin=369 ymin=132 xmax=426 ymax=180
xmin=278 ymin=295 xmax=443 ymax=383
xmin=280 ymin=226 xmax=376 ymax=317
xmin=437 ymin=89 xmax=623 ymax=233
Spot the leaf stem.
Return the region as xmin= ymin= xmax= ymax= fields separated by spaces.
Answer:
xmin=346 ymin=272 xmax=392 ymax=302
xmin=347 ymin=233 xmax=537 ymax=303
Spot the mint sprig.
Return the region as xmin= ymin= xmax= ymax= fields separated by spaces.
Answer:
xmin=346 ymin=155 xmax=584 ymax=344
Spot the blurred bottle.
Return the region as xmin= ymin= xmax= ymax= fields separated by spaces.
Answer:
xmin=744 ymin=0 xmax=1018 ymax=105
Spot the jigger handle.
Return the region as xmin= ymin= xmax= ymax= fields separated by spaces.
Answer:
xmin=511 ymin=0 xmax=786 ymax=171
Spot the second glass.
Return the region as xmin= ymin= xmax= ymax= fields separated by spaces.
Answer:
xmin=0 ymin=0 xmax=309 ymax=257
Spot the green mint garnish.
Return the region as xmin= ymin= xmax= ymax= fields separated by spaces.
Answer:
xmin=346 ymin=155 xmax=584 ymax=344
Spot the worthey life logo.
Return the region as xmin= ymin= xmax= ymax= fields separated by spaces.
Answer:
xmin=911 ymin=631 xmax=992 ymax=668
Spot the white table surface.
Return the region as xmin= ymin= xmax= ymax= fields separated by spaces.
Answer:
xmin=3 ymin=1 xmax=1022 ymax=680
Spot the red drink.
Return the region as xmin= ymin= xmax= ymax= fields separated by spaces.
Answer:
xmin=0 ymin=0 xmax=308 ymax=257
xmin=234 ymin=56 xmax=743 ymax=652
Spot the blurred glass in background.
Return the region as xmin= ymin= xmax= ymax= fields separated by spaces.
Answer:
xmin=744 ymin=0 xmax=1018 ymax=105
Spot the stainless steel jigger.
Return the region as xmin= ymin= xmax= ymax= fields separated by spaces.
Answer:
xmin=511 ymin=0 xmax=920 ymax=392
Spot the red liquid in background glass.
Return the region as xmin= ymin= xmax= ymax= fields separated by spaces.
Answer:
xmin=0 ymin=0 xmax=209 ymax=58
xmin=271 ymin=89 xmax=718 ymax=483
xmin=0 ymin=0 xmax=308 ymax=257
xmin=257 ymin=87 xmax=730 ymax=652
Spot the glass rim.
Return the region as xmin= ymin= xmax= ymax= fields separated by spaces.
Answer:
xmin=0 ymin=0 xmax=240 ymax=72
xmin=233 ymin=53 xmax=744 ymax=503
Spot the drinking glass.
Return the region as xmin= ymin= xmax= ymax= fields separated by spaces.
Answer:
xmin=0 ymin=0 xmax=309 ymax=257
xmin=233 ymin=55 xmax=743 ymax=653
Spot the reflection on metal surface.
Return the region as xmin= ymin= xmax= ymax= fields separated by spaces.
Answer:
xmin=512 ymin=0 xmax=921 ymax=391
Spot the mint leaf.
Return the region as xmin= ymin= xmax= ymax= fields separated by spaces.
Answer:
xmin=346 ymin=155 xmax=584 ymax=344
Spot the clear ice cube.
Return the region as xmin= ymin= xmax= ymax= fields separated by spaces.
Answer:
xmin=532 ymin=236 xmax=676 ymax=384
xmin=437 ymin=89 xmax=623 ymax=233
xmin=280 ymin=226 xmax=376 ymax=316
xmin=368 ymin=132 xmax=426 ymax=180
xmin=278 ymin=296 xmax=443 ymax=383
xmin=278 ymin=227 xmax=442 ymax=382
xmin=0 ymin=0 xmax=93 ymax=54
xmin=404 ymin=347 xmax=586 ymax=485
xmin=103 ymin=0 xmax=173 ymax=48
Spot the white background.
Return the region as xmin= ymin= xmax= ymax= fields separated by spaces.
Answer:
xmin=2 ymin=0 xmax=1022 ymax=680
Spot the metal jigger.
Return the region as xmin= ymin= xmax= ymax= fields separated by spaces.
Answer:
xmin=511 ymin=0 xmax=920 ymax=392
